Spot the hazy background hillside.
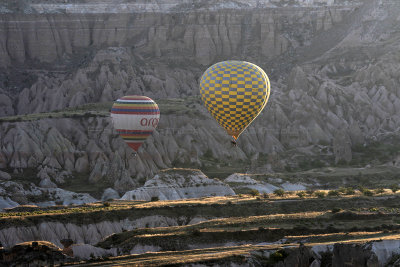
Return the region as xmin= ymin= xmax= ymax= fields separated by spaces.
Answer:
xmin=1 ymin=0 xmax=400 ymax=200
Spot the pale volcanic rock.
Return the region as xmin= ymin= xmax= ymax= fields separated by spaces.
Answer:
xmin=371 ymin=240 xmax=400 ymax=266
xmin=0 ymin=215 xmax=205 ymax=248
xmin=74 ymin=155 xmax=89 ymax=173
xmin=0 ymin=0 xmax=399 ymax=194
xmin=0 ymin=178 xmax=96 ymax=211
xmin=101 ymin=188 xmax=120 ymax=201
xmin=333 ymin=130 xmax=352 ymax=163
xmin=0 ymin=4 xmax=358 ymax=108
xmin=194 ymin=25 xmax=216 ymax=66
xmin=225 ymin=173 xmax=306 ymax=193
xmin=348 ymin=122 xmax=364 ymax=145
xmin=0 ymin=196 xmax=18 ymax=210
xmin=113 ymin=170 xmax=136 ymax=194
xmin=0 ymin=170 xmax=11 ymax=180
xmin=39 ymin=178 xmax=57 ymax=189
xmin=0 ymin=93 xmax=13 ymax=116
xmin=121 ymin=169 xmax=235 ymax=201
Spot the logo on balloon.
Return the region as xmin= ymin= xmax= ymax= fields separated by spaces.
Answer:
xmin=140 ymin=118 xmax=159 ymax=127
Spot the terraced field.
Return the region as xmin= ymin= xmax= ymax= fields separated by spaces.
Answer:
xmin=72 ymin=192 xmax=400 ymax=266
xmin=3 ymin=190 xmax=400 ymax=266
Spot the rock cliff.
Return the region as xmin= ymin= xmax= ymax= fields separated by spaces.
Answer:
xmin=0 ymin=0 xmax=400 ymax=193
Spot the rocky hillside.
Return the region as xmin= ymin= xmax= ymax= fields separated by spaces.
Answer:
xmin=0 ymin=0 xmax=400 ymax=195
xmin=121 ymin=168 xmax=235 ymax=201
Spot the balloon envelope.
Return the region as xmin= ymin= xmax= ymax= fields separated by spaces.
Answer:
xmin=199 ymin=61 xmax=270 ymax=140
xmin=111 ymin=95 xmax=160 ymax=152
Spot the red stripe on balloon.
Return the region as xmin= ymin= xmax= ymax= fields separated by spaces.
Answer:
xmin=110 ymin=111 xmax=160 ymax=115
xmin=128 ymin=142 xmax=142 ymax=151
xmin=112 ymin=106 xmax=158 ymax=109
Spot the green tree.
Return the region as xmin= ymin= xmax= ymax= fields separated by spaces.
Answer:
xmin=296 ymin=191 xmax=306 ymax=198
xmin=328 ymin=190 xmax=340 ymax=197
xmin=363 ymin=190 xmax=374 ymax=197
xmin=250 ymin=189 xmax=260 ymax=196
xmin=345 ymin=187 xmax=355 ymax=195
xmin=391 ymin=184 xmax=400 ymax=193
xmin=375 ymin=188 xmax=385 ymax=194
xmin=306 ymin=189 xmax=314 ymax=196
xmin=274 ymin=189 xmax=285 ymax=197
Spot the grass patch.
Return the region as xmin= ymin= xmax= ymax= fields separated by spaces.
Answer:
xmin=0 ymin=97 xmax=205 ymax=122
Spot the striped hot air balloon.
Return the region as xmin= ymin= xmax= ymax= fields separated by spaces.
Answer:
xmin=110 ymin=95 xmax=160 ymax=152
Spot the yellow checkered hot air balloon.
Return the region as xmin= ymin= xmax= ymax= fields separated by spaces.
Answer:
xmin=199 ymin=61 xmax=270 ymax=142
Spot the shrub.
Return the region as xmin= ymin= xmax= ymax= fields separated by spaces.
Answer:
xmin=358 ymin=186 xmax=366 ymax=194
xmin=331 ymin=208 xmax=342 ymax=213
xmin=391 ymin=184 xmax=400 ymax=193
xmin=262 ymin=193 xmax=269 ymax=199
xmin=375 ymin=188 xmax=385 ymax=194
xmin=328 ymin=190 xmax=340 ymax=197
xmin=151 ymin=196 xmax=159 ymax=201
xmin=315 ymin=191 xmax=326 ymax=198
xmin=345 ymin=187 xmax=355 ymax=195
xmin=363 ymin=190 xmax=374 ymax=196
xmin=274 ymin=189 xmax=285 ymax=197
xmin=191 ymin=228 xmax=201 ymax=236
xmin=269 ymin=250 xmax=288 ymax=264
xmin=296 ymin=191 xmax=306 ymax=198
xmin=338 ymin=187 xmax=346 ymax=194
xmin=250 ymin=189 xmax=260 ymax=197
xmin=306 ymin=190 xmax=314 ymax=196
